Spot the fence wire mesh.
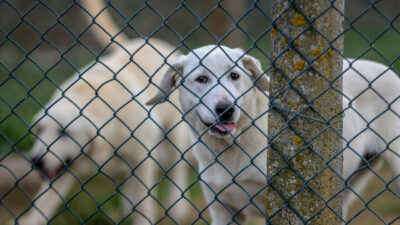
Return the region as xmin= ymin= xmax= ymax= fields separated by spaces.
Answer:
xmin=0 ymin=0 xmax=399 ymax=224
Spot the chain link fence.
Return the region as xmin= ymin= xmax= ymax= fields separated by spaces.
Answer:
xmin=0 ymin=0 xmax=399 ymax=224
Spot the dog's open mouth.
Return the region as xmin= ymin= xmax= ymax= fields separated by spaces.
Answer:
xmin=202 ymin=121 xmax=236 ymax=135
xmin=39 ymin=158 xmax=72 ymax=180
xmin=197 ymin=113 xmax=236 ymax=135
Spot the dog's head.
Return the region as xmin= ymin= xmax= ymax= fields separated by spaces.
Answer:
xmin=147 ymin=45 xmax=269 ymax=138
xmin=28 ymin=97 xmax=96 ymax=180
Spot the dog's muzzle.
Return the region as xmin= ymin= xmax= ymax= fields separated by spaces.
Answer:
xmin=215 ymin=101 xmax=235 ymax=122
xmin=198 ymin=101 xmax=237 ymax=136
xmin=31 ymin=156 xmax=72 ymax=180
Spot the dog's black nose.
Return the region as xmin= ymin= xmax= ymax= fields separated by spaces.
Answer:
xmin=31 ymin=156 xmax=43 ymax=169
xmin=215 ymin=101 xmax=235 ymax=121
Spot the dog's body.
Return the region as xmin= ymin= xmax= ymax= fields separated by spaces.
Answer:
xmin=14 ymin=0 xmax=194 ymax=224
xmin=148 ymin=45 xmax=400 ymax=224
xmin=17 ymin=38 xmax=191 ymax=225
xmin=148 ymin=46 xmax=270 ymax=224
xmin=342 ymin=59 xmax=400 ymax=216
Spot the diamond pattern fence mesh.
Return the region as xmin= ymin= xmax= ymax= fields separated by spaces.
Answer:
xmin=0 ymin=0 xmax=399 ymax=225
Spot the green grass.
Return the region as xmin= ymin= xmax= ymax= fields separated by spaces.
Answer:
xmin=344 ymin=27 xmax=400 ymax=72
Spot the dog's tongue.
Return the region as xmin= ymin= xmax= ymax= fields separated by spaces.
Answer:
xmin=42 ymin=170 xmax=56 ymax=181
xmin=215 ymin=122 xmax=236 ymax=132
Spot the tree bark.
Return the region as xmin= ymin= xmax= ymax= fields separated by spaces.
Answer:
xmin=267 ymin=0 xmax=344 ymax=224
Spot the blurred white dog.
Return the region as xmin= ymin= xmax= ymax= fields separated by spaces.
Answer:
xmin=12 ymin=0 xmax=194 ymax=224
xmin=148 ymin=45 xmax=400 ymax=224
xmin=17 ymin=38 xmax=191 ymax=225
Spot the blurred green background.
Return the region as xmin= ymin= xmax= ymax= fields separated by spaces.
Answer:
xmin=0 ymin=0 xmax=400 ymax=224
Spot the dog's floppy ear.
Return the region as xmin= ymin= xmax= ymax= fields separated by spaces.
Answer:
xmin=242 ymin=55 xmax=269 ymax=92
xmin=146 ymin=56 xmax=185 ymax=105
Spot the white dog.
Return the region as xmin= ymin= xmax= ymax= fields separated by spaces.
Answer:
xmin=147 ymin=45 xmax=400 ymax=224
xmin=15 ymin=38 xmax=191 ymax=225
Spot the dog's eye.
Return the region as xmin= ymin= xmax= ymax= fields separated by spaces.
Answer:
xmin=195 ymin=76 xmax=208 ymax=83
xmin=33 ymin=126 xmax=42 ymax=135
xmin=230 ymin=72 xmax=240 ymax=81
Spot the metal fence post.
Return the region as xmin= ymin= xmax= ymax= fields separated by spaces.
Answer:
xmin=267 ymin=0 xmax=344 ymax=224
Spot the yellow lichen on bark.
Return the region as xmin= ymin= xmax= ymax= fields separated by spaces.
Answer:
xmin=327 ymin=48 xmax=333 ymax=57
xmin=312 ymin=48 xmax=321 ymax=56
xmin=293 ymin=135 xmax=302 ymax=144
xmin=272 ymin=28 xmax=278 ymax=36
xmin=295 ymin=61 xmax=305 ymax=70
xmin=292 ymin=13 xmax=306 ymax=26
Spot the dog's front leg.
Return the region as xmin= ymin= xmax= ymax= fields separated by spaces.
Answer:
xmin=201 ymin=186 xmax=247 ymax=225
xmin=165 ymin=159 xmax=193 ymax=223
xmin=208 ymin=201 xmax=247 ymax=225
xmin=121 ymin=157 xmax=156 ymax=225
xmin=13 ymin=172 xmax=75 ymax=225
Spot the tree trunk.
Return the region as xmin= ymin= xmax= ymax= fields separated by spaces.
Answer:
xmin=267 ymin=0 xmax=344 ymax=224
